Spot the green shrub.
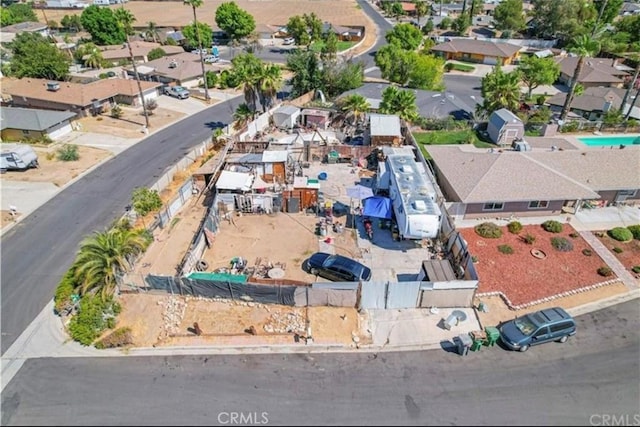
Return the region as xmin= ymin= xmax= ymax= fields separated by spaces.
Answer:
xmin=474 ymin=222 xmax=502 ymax=238
xmin=56 ymin=144 xmax=79 ymax=161
xmin=498 ymin=244 xmax=514 ymax=254
xmin=110 ymin=104 xmax=123 ymax=119
xmin=612 ymin=246 xmax=623 ymax=254
xmin=522 ymin=233 xmax=536 ymax=244
xmin=608 ymin=227 xmax=633 ymax=242
xmin=551 ymin=236 xmax=573 ymax=252
xmin=67 ymin=296 xmax=121 ymax=346
xmin=54 ymin=268 xmax=78 ymax=315
xmin=569 ymin=232 xmax=579 ymax=238
xmin=627 ymin=225 xmax=640 ymax=240
xmin=95 ymin=327 xmax=133 ymax=349
xmin=597 ymin=266 xmax=613 ymax=277
xmin=507 ymin=221 xmax=523 ymax=234
xmin=542 ymin=220 xmax=563 ymax=233
xmin=632 ymin=266 xmax=640 ymax=274
xmin=582 ymin=248 xmax=592 ymax=256
xmin=131 ymin=187 xmax=163 ymax=217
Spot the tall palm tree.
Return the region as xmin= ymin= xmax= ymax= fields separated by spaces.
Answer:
xmin=115 ymin=5 xmax=150 ymax=129
xmin=414 ymin=0 xmax=429 ymax=27
xmin=184 ymin=0 xmax=210 ymax=101
xmin=380 ymin=86 xmax=419 ymax=123
xmin=84 ymin=49 xmax=104 ymax=69
xmin=339 ymin=93 xmax=371 ymax=126
xmin=232 ymin=54 xmax=262 ymax=112
xmin=559 ymin=35 xmax=601 ymax=121
xmin=257 ymin=63 xmax=283 ymax=112
xmin=478 ymin=65 xmax=521 ymax=116
xmin=144 ymin=21 xmax=160 ymax=43
xmin=74 ymin=228 xmax=150 ymax=300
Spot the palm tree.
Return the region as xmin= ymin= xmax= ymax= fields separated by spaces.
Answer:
xmin=414 ymin=0 xmax=429 ymax=27
xmin=257 ymin=63 xmax=283 ymax=112
xmin=380 ymin=86 xmax=419 ymax=123
xmin=339 ymin=93 xmax=371 ymax=126
xmin=233 ymin=103 xmax=255 ymax=130
xmin=232 ymin=54 xmax=261 ymax=112
xmin=559 ymin=35 xmax=601 ymax=121
xmin=144 ymin=21 xmax=160 ymax=43
xmin=84 ymin=49 xmax=104 ymax=69
xmin=74 ymin=228 xmax=150 ymax=300
xmin=115 ymin=5 xmax=150 ymax=129
xmin=184 ymin=0 xmax=210 ymax=101
xmin=478 ymin=65 xmax=521 ymax=116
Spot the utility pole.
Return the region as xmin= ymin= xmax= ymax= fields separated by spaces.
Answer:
xmin=127 ymin=38 xmax=150 ymax=129
xmin=620 ymin=62 xmax=639 ymax=117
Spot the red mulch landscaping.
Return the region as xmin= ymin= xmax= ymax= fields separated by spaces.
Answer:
xmin=595 ymin=232 xmax=640 ymax=275
xmin=460 ymin=223 xmax=617 ymax=306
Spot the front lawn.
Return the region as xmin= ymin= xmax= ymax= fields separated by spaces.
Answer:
xmin=310 ymin=40 xmax=357 ymax=52
xmin=413 ymin=130 xmax=494 ymax=159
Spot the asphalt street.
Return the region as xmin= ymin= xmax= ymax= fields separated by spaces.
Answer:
xmin=0 ymin=99 xmax=241 ymax=355
xmin=2 ymin=301 xmax=638 ymax=426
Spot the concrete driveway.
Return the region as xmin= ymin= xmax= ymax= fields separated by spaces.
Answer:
xmin=0 ymin=181 xmax=60 ymax=216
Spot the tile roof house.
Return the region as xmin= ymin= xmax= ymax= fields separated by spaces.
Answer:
xmin=430 ymin=39 xmax=522 ymax=65
xmin=546 ymin=87 xmax=640 ymax=121
xmin=126 ymin=52 xmax=231 ymax=87
xmin=0 ymin=21 xmax=49 ymax=43
xmin=91 ymin=41 xmax=185 ymax=66
xmin=1 ymin=77 xmax=163 ymax=117
xmin=1 ymin=107 xmax=77 ymax=142
xmin=426 ymin=145 xmax=640 ymax=219
xmin=554 ymin=57 xmax=629 ymax=88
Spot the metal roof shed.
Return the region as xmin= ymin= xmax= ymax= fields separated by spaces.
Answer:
xmin=272 ymin=105 xmax=301 ymax=129
xmin=261 ymin=150 xmax=289 ymax=163
xmin=216 ymin=171 xmax=254 ymax=191
xmin=369 ymin=113 xmax=401 ymax=137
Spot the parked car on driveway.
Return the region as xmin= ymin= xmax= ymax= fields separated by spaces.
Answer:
xmin=304 ymin=252 xmax=372 ymax=282
xmin=283 ymin=37 xmax=295 ymax=45
xmin=499 ymin=307 xmax=576 ymax=352
xmin=203 ymin=55 xmax=219 ymax=63
xmin=163 ymin=85 xmax=190 ymax=99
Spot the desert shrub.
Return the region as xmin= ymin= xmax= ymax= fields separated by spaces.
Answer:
xmin=627 ymin=225 xmax=640 ymax=240
xmin=612 ymin=247 xmax=623 ymax=254
xmin=110 ymin=104 xmax=123 ymax=119
xmin=551 ymin=236 xmax=573 ymax=252
xmin=582 ymin=248 xmax=592 ymax=256
xmin=95 ymin=327 xmax=133 ymax=349
xmin=597 ymin=266 xmax=613 ymax=277
xmin=608 ymin=227 xmax=633 ymax=242
xmin=507 ymin=221 xmax=523 ymax=234
xmin=498 ymin=244 xmax=514 ymax=254
xmin=632 ymin=266 xmax=640 ymax=274
xmin=54 ymin=268 xmax=78 ymax=315
xmin=475 ymin=222 xmax=502 ymax=238
xmin=542 ymin=220 xmax=563 ymax=233
xmin=471 ymin=255 xmax=479 ymax=263
xmin=68 ymin=296 xmax=116 ymax=346
xmin=131 ymin=187 xmax=163 ymax=217
xmin=57 ymin=144 xmax=79 ymax=161
xmin=569 ymin=232 xmax=579 ymax=238
xmin=521 ymin=233 xmax=536 ymax=244
xmin=144 ymin=98 xmax=158 ymax=115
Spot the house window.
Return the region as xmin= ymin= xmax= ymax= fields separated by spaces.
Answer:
xmin=483 ymin=202 xmax=504 ymax=211
xmin=528 ymin=200 xmax=549 ymax=209
xmin=22 ymin=130 xmax=30 ymax=135
xmin=618 ymin=190 xmax=637 ymax=197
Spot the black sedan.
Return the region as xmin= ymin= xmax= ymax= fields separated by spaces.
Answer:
xmin=305 ymin=252 xmax=372 ymax=282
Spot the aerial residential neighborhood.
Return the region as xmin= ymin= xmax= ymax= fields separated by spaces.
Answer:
xmin=1 ymin=0 xmax=639 ymax=425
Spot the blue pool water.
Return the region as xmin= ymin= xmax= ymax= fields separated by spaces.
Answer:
xmin=577 ymin=135 xmax=640 ymax=146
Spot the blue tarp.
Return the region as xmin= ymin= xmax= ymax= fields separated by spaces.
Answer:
xmin=363 ymin=196 xmax=392 ymax=219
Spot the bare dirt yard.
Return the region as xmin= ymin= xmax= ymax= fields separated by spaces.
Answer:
xmin=39 ymin=0 xmax=370 ymax=29
xmin=0 ymin=144 xmax=112 ymax=187
xmin=77 ymin=106 xmax=187 ymax=139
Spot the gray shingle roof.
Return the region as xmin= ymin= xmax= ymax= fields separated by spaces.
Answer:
xmin=546 ymin=87 xmax=626 ymax=112
xmin=1 ymin=107 xmax=76 ymax=131
xmin=489 ymin=108 xmax=522 ymax=128
xmin=425 ymin=145 xmax=625 ymax=203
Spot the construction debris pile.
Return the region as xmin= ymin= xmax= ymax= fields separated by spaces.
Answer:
xmin=157 ymin=297 xmax=187 ymax=341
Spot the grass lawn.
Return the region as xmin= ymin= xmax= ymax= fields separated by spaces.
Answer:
xmin=310 ymin=40 xmax=357 ymax=52
xmin=413 ymin=130 xmax=494 ymax=159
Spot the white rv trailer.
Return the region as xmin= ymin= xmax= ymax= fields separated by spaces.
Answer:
xmin=383 ymin=149 xmax=441 ymax=239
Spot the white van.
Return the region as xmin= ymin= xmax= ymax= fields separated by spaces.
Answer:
xmin=1 ymin=145 xmax=39 ymax=173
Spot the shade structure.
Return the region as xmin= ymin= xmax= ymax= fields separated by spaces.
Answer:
xmin=346 ymin=184 xmax=374 ymax=200
xmin=363 ymin=196 xmax=392 ymax=219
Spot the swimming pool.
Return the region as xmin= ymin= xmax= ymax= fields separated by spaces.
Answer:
xmin=577 ymin=135 xmax=640 ymax=146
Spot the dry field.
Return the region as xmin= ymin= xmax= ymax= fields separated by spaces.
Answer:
xmin=76 ymin=106 xmax=187 ymax=139
xmin=38 ymin=0 xmax=370 ymax=29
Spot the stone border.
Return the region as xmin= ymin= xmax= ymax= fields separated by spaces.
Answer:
xmin=476 ymin=279 xmax=624 ymax=311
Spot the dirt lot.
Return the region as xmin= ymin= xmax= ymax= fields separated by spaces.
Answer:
xmin=38 ymin=0 xmax=370 ymax=29
xmin=76 ymin=106 xmax=187 ymax=139
xmin=116 ymin=293 xmax=368 ymax=348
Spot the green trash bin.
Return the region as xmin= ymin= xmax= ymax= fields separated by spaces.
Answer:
xmin=471 ymin=339 xmax=483 ymax=352
xmin=485 ymin=326 xmax=500 ymax=347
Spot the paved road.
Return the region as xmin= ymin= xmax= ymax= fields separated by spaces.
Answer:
xmin=2 ymin=301 xmax=638 ymax=426
xmin=0 ymin=99 xmax=241 ymax=355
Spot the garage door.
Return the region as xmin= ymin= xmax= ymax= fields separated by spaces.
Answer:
xmin=48 ymin=123 xmax=73 ymax=140
xmin=483 ymin=56 xmax=498 ymax=65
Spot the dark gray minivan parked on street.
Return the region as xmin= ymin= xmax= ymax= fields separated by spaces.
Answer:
xmin=499 ymin=307 xmax=576 ymax=352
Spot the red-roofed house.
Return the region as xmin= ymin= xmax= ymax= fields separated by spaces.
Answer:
xmin=430 ymin=39 xmax=522 ymax=65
